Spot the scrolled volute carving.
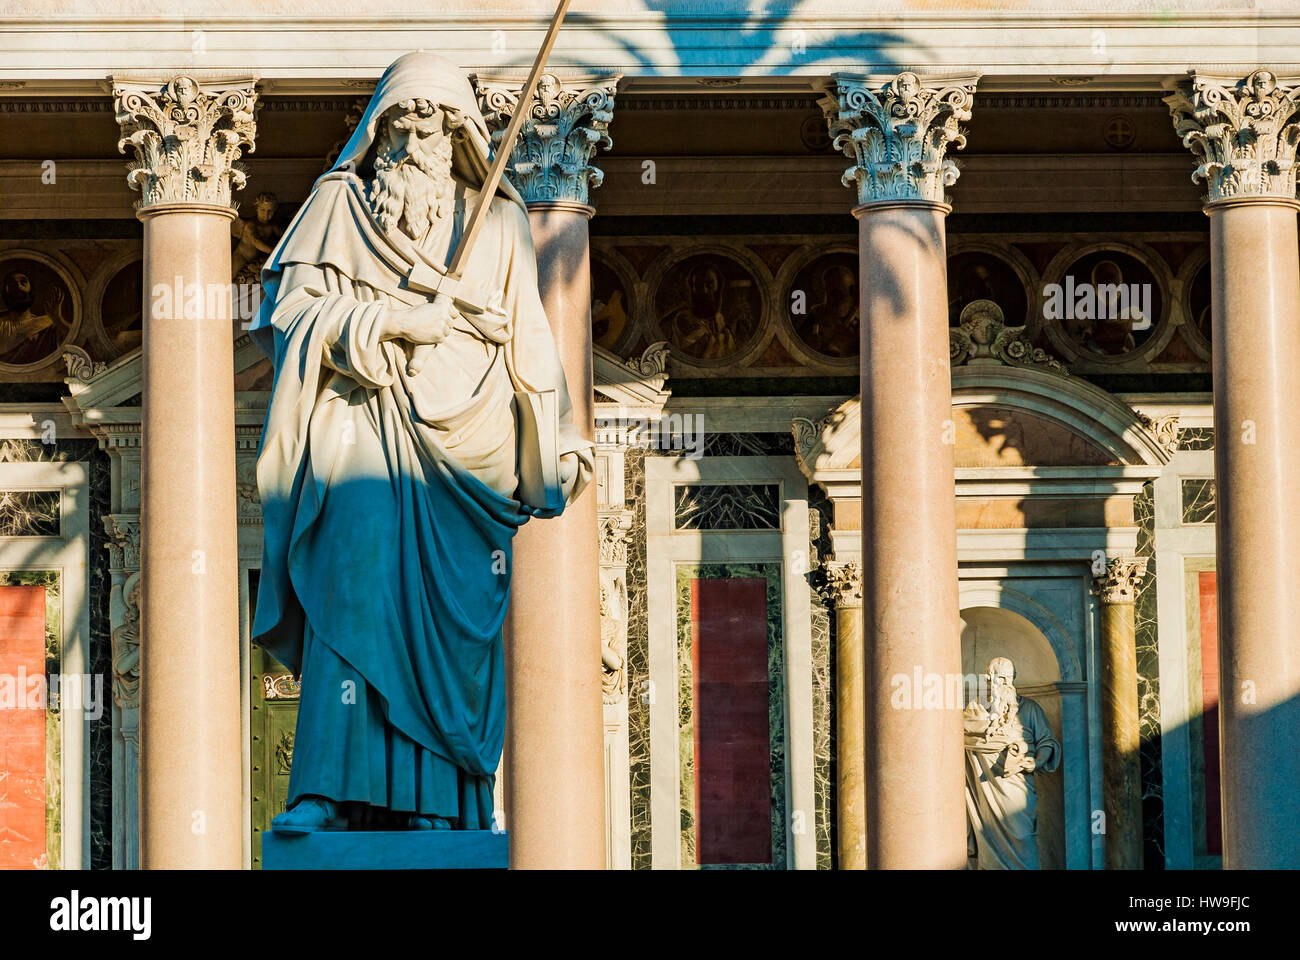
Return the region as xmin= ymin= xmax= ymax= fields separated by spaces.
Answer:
xmin=113 ymin=76 xmax=258 ymax=211
xmin=63 ymin=345 xmax=107 ymax=384
xmin=1164 ymin=70 xmax=1300 ymax=207
xmin=1137 ymin=413 xmax=1180 ymax=454
xmin=821 ymin=73 xmax=978 ymax=206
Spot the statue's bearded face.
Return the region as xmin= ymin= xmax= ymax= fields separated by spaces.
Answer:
xmin=369 ymin=99 xmax=460 ymax=242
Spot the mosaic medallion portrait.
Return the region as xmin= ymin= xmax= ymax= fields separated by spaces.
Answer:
xmin=655 ymin=253 xmax=761 ymax=362
xmin=591 ymin=255 xmax=631 ymax=352
xmin=788 ymin=252 xmax=859 ymax=359
xmin=1048 ymin=249 xmax=1163 ymax=358
xmin=0 ymin=256 xmax=76 ymax=369
xmin=1187 ymin=260 xmax=1212 ymax=348
xmin=97 ymin=260 xmax=144 ymax=361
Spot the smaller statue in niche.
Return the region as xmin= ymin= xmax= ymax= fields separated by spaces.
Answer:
xmin=963 ymin=656 xmax=1060 ymax=869
xmin=231 ymin=192 xmax=283 ymax=284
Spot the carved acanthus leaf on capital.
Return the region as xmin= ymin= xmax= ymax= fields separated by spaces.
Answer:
xmin=1092 ymin=557 xmax=1149 ymax=605
xmin=1164 ymin=70 xmax=1300 ymax=207
xmin=113 ymin=76 xmax=258 ymax=211
xmin=824 ymin=561 xmax=864 ymax=608
xmin=474 ymin=74 xmax=620 ymax=206
xmin=821 ymin=73 xmax=978 ymax=206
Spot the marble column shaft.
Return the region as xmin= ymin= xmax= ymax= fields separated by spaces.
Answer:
xmin=827 ymin=563 xmax=866 ymax=870
xmin=824 ymin=73 xmax=977 ymax=869
xmin=115 ymin=77 xmax=254 ymax=868
xmin=480 ymin=74 xmax=618 ymax=869
xmin=1094 ymin=559 xmax=1147 ymax=870
xmin=1167 ymin=70 xmax=1300 ymax=868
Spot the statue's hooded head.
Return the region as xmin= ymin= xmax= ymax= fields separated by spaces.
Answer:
xmin=330 ymin=51 xmax=525 ymax=238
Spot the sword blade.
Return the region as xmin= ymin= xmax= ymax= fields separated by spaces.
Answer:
xmin=446 ymin=0 xmax=572 ymax=278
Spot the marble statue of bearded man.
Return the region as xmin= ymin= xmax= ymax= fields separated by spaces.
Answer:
xmin=963 ymin=657 xmax=1061 ymax=869
xmin=249 ymin=51 xmax=593 ymax=833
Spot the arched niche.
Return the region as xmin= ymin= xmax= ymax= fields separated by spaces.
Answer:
xmin=961 ymin=604 xmax=1068 ymax=871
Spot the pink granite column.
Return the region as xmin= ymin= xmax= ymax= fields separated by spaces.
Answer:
xmin=823 ymin=73 xmax=978 ymax=869
xmin=1167 ymin=70 xmax=1300 ymax=869
xmin=114 ymin=77 xmax=256 ymax=868
xmin=478 ymin=74 xmax=619 ymax=869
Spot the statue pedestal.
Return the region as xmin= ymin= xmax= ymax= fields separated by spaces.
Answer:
xmin=261 ymin=830 xmax=508 ymax=870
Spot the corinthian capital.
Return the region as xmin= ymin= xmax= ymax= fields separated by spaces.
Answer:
xmin=1164 ymin=70 xmax=1300 ymax=208
xmin=474 ymin=73 xmax=619 ymax=207
xmin=1092 ymin=557 xmax=1149 ymax=605
xmin=824 ymin=561 xmax=864 ymax=609
xmin=820 ymin=72 xmax=978 ymax=208
xmin=113 ymin=76 xmax=258 ymax=212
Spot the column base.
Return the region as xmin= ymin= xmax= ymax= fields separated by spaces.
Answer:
xmin=261 ymin=830 xmax=509 ymax=870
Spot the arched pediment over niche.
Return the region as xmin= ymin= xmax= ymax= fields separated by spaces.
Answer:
xmin=793 ymin=364 xmax=1170 ymax=486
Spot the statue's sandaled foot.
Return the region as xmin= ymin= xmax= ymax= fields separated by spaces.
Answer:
xmin=408 ymin=814 xmax=453 ymax=831
xmin=271 ymin=797 xmax=346 ymax=835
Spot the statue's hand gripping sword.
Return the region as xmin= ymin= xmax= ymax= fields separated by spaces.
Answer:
xmin=404 ymin=0 xmax=572 ymax=376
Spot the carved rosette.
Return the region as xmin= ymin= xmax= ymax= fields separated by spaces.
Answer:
xmin=474 ymin=74 xmax=620 ymax=206
xmin=821 ymin=73 xmax=978 ymax=207
xmin=113 ymin=76 xmax=258 ymax=211
xmin=949 ymin=299 xmax=1066 ymax=373
xmin=1092 ymin=557 xmax=1149 ymax=605
xmin=824 ymin=561 xmax=864 ymax=609
xmin=1164 ymin=70 xmax=1300 ymax=207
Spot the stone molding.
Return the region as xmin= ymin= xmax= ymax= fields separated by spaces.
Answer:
xmin=1165 ymin=70 xmax=1300 ymax=208
xmin=474 ymin=74 xmax=619 ymax=206
xmin=1092 ymin=556 xmax=1149 ymax=605
xmin=821 ymin=72 xmax=978 ymax=206
xmin=112 ymin=76 xmax=258 ymax=212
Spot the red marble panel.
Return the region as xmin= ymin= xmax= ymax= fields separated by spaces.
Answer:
xmin=1199 ymin=571 xmax=1221 ymax=856
xmin=0 ymin=585 xmax=47 ymax=869
xmin=691 ymin=577 xmax=771 ymax=865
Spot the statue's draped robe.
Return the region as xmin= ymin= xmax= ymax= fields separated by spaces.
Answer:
xmin=964 ymin=698 xmax=1061 ymax=869
xmin=249 ymin=168 xmax=590 ymax=825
